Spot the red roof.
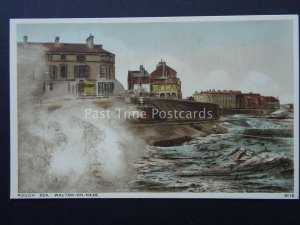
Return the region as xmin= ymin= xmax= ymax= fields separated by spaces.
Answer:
xmin=150 ymin=64 xmax=177 ymax=79
xmin=199 ymin=90 xmax=241 ymax=94
xmin=242 ymin=92 xmax=260 ymax=96
xmin=18 ymin=42 xmax=114 ymax=55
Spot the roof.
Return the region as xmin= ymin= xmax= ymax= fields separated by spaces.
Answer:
xmin=128 ymin=70 xmax=149 ymax=77
xmin=197 ymin=90 xmax=242 ymax=94
xmin=150 ymin=64 xmax=177 ymax=79
xmin=242 ymin=92 xmax=260 ymax=96
xmin=17 ymin=42 xmax=114 ymax=55
xmin=263 ymin=96 xmax=279 ymax=101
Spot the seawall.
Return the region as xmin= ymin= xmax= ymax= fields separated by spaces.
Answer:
xmin=150 ymin=99 xmax=220 ymax=121
xmin=127 ymin=98 xmax=224 ymax=146
xmin=38 ymin=97 xmax=226 ymax=147
xmin=129 ymin=121 xmax=227 ymax=147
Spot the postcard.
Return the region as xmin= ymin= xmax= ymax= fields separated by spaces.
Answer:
xmin=10 ymin=15 xmax=299 ymax=199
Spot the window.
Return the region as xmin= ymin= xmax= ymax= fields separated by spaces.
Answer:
xmin=101 ymin=56 xmax=106 ymax=62
xmin=109 ymin=67 xmax=114 ymax=79
xmin=74 ymin=65 xmax=89 ymax=78
xmin=98 ymin=82 xmax=114 ymax=96
xmin=47 ymin=53 xmax=52 ymax=61
xmin=61 ymin=54 xmax=66 ymax=61
xmin=76 ymin=54 xmax=85 ymax=62
xmin=100 ymin=65 xmax=107 ymax=78
xmin=48 ymin=65 xmax=57 ymax=79
xmin=60 ymin=65 xmax=67 ymax=78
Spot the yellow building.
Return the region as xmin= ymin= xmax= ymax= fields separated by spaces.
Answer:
xmin=18 ymin=34 xmax=123 ymax=96
xmin=150 ymin=61 xmax=182 ymax=99
xmin=151 ymin=82 xmax=181 ymax=98
xmin=193 ymin=90 xmax=241 ymax=109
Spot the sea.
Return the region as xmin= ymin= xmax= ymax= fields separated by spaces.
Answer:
xmin=17 ymin=101 xmax=294 ymax=194
xmin=129 ymin=114 xmax=294 ymax=193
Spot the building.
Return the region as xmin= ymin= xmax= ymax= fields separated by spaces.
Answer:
xmin=127 ymin=65 xmax=150 ymax=92
xmin=18 ymin=34 xmax=124 ymax=97
xmin=236 ymin=93 xmax=280 ymax=109
xmin=193 ymin=90 xmax=280 ymax=110
xmin=127 ymin=61 xmax=182 ymax=99
xmin=193 ymin=90 xmax=241 ymax=109
xmin=236 ymin=92 xmax=261 ymax=109
xmin=263 ymin=96 xmax=280 ymax=109
xmin=150 ymin=61 xmax=182 ymax=99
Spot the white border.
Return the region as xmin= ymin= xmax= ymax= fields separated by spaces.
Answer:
xmin=10 ymin=19 xmax=18 ymax=199
xmin=292 ymin=16 xmax=299 ymax=199
xmin=10 ymin=15 xmax=299 ymax=199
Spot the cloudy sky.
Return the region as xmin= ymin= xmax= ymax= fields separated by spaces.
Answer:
xmin=16 ymin=17 xmax=296 ymax=103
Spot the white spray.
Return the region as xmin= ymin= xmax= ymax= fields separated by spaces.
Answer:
xmin=17 ymin=44 xmax=146 ymax=193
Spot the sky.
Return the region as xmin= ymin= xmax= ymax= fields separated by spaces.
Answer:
xmin=16 ymin=17 xmax=296 ymax=103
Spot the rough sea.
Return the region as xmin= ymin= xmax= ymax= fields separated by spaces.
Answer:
xmin=18 ymin=101 xmax=294 ymax=194
xmin=130 ymin=114 xmax=294 ymax=193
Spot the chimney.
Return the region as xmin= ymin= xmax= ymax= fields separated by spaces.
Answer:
xmin=157 ymin=60 xmax=166 ymax=76
xmin=23 ymin=35 xmax=28 ymax=44
xmin=140 ymin=65 xmax=145 ymax=74
xmin=157 ymin=60 xmax=165 ymax=68
xmin=86 ymin=34 xmax=94 ymax=48
xmin=55 ymin=36 xmax=60 ymax=47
